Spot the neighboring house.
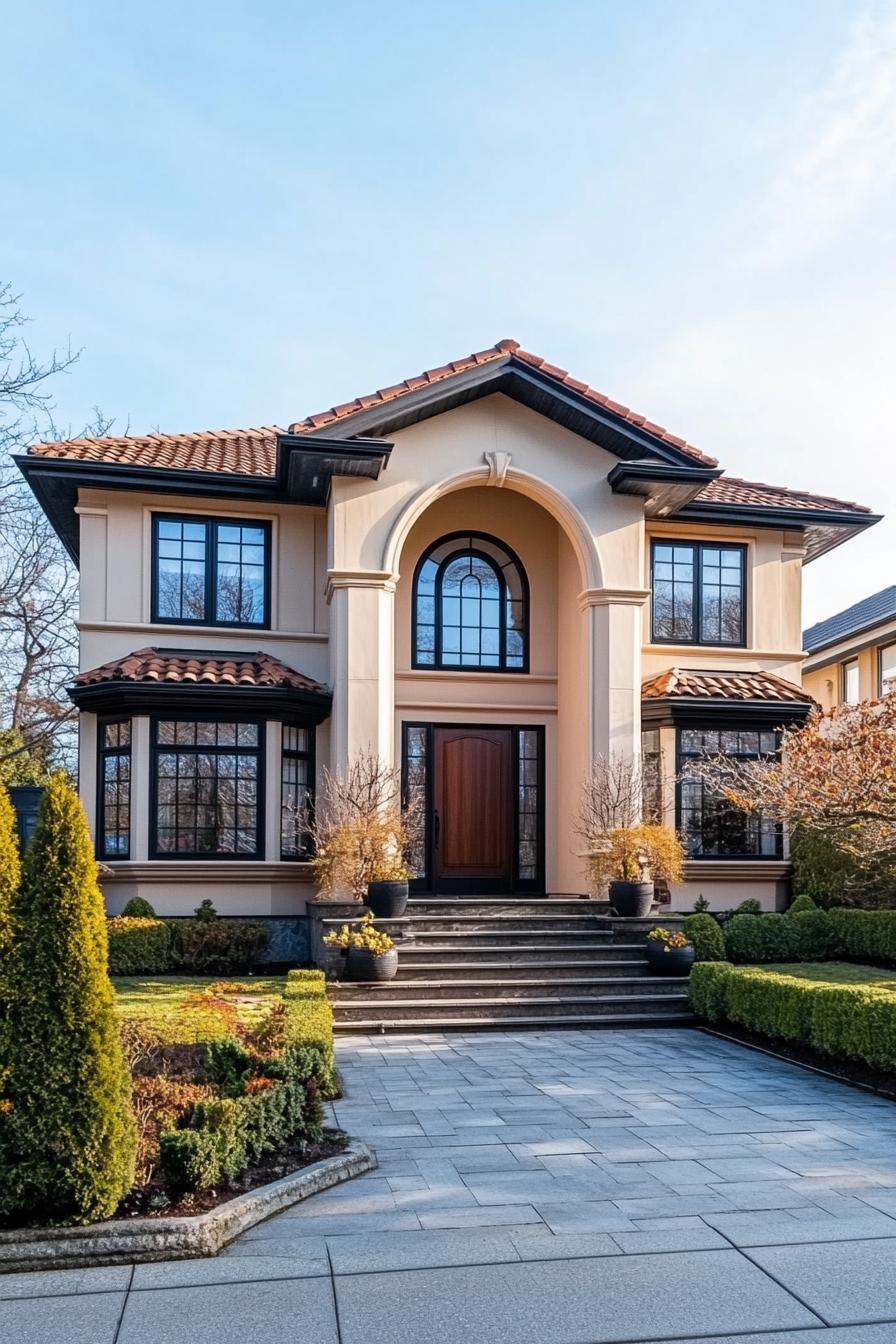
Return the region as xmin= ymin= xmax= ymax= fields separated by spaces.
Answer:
xmin=18 ymin=339 xmax=880 ymax=918
xmin=803 ymin=586 xmax=896 ymax=710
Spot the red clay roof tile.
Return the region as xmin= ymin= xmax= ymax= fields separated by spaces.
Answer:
xmin=73 ymin=647 xmax=325 ymax=692
xmin=642 ymin=667 xmax=814 ymax=704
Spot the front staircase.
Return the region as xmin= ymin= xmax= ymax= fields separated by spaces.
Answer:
xmin=323 ymin=899 xmax=694 ymax=1034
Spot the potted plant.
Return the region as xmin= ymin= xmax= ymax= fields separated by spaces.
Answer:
xmin=324 ymin=912 xmax=398 ymax=982
xmin=645 ymin=926 xmax=695 ymax=976
xmin=577 ymin=755 xmax=684 ymax=918
xmin=308 ymin=750 xmax=421 ymax=913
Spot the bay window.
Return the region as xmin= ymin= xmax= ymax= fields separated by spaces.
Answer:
xmin=678 ymin=728 xmax=780 ymax=859
xmin=151 ymin=719 xmax=262 ymax=858
xmin=98 ymin=719 xmax=131 ymax=859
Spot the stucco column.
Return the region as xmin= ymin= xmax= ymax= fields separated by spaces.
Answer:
xmin=326 ymin=569 xmax=396 ymax=774
xmin=579 ymin=588 xmax=650 ymax=762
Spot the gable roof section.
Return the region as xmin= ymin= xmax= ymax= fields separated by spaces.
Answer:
xmin=803 ymin=585 xmax=896 ymax=655
xmin=291 ymin=338 xmax=718 ymax=466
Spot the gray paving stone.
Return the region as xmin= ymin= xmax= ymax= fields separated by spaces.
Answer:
xmin=536 ymin=1201 xmax=638 ymax=1233
xmin=610 ymin=1225 xmax=729 ymax=1254
xmin=333 ymin=1248 xmax=819 ymax=1344
xmin=132 ymin=1253 xmax=329 ymax=1288
xmin=0 ymin=1265 xmax=131 ymax=1299
xmin=705 ymin=1211 xmax=896 ymax=1246
xmin=326 ymin=1228 xmax=526 ymax=1273
xmin=417 ymin=1203 xmax=543 ymax=1229
xmin=638 ymin=1329 xmax=896 ymax=1344
xmin=0 ymin=1291 xmax=125 ymax=1343
xmin=119 ymin=1278 xmax=339 ymax=1343
xmin=748 ymin=1238 xmax=896 ymax=1325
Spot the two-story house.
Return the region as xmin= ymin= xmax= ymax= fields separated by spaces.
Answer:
xmin=803 ymin=587 xmax=896 ymax=709
xmin=18 ymin=340 xmax=879 ymax=924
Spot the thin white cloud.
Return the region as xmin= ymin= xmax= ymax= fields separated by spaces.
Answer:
xmin=753 ymin=2 xmax=896 ymax=265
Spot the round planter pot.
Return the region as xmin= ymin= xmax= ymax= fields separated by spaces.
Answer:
xmin=646 ymin=941 xmax=695 ymax=977
xmin=345 ymin=947 xmax=399 ymax=982
xmin=608 ymin=880 xmax=655 ymax=918
xmin=366 ymin=879 xmax=409 ymax=920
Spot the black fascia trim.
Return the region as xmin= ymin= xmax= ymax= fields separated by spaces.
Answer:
xmin=275 ymin=434 xmax=392 ymax=490
xmin=300 ymin=357 xmax=713 ymax=470
xmin=68 ymin=680 xmax=333 ymax=725
xmin=640 ymin=697 xmax=814 ymax=730
xmin=673 ymin=500 xmax=882 ymax=531
xmin=608 ymin=461 xmax=723 ymax=495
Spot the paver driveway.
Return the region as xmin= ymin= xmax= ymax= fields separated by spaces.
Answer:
xmin=6 ymin=1029 xmax=896 ymax=1342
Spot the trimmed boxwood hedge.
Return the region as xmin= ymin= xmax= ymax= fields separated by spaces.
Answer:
xmin=107 ymin=916 xmax=172 ymax=975
xmin=682 ymin=913 xmax=726 ymax=962
xmin=689 ymin=962 xmax=896 ymax=1072
xmin=827 ymin=909 xmax=896 ymax=966
xmin=283 ymin=968 xmax=338 ymax=1099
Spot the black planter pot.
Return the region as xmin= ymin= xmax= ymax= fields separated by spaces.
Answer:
xmin=366 ymin=879 xmax=409 ymax=919
xmin=345 ymin=947 xmax=399 ymax=982
xmin=646 ymin=941 xmax=695 ymax=977
xmin=608 ymin=880 xmax=654 ymax=918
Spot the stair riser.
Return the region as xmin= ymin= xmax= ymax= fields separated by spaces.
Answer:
xmin=333 ymin=997 xmax=690 ymax=1024
xmin=330 ymin=978 xmax=685 ymax=1002
xmin=396 ymin=945 xmax=647 ymax=965
xmin=404 ymin=901 xmax=606 ymax=917
xmin=392 ymin=962 xmax=651 ymax=981
xmin=393 ymin=932 xmax=617 ymax=947
xmin=324 ymin=918 xmax=613 ymax=935
xmin=334 ymin=1016 xmax=694 ymax=1034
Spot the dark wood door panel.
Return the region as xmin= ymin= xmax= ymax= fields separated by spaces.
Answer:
xmin=434 ymin=728 xmax=512 ymax=887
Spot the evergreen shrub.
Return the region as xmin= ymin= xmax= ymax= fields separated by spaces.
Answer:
xmin=107 ymin=916 xmax=172 ymax=974
xmin=682 ymin=913 xmax=726 ymax=962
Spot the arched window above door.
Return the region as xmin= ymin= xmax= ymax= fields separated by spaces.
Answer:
xmin=413 ymin=532 xmax=529 ymax=671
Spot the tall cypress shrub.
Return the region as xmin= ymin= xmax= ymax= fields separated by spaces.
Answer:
xmin=0 ymin=773 xmax=136 ymax=1224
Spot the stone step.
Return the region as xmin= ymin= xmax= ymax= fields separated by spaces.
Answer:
xmin=319 ymin=914 xmax=612 ymax=935
xmin=387 ymin=929 xmax=618 ymax=948
xmin=405 ymin=899 xmax=607 ymax=917
xmin=391 ymin=958 xmax=652 ymax=980
xmin=329 ymin=975 xmax=684 ymax=1002
xmin=332 ymin=990 xmax=691 ymax=1024
xmin=395 ymin=942 xmax=648 ymax=964
xmin=334 ymin=1012 xmax=695 ymax=1035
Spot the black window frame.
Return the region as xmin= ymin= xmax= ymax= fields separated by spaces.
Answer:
xmin=411 ymin=531 xmax=530 ymax=673
xmin=880 ymin=643 xmax=896 ymax=699
xmin=650 ymin=540 xmax=747 ymax=647
xmin=676 ymin=726 xmax=782 ymax=861
xmin=97 ymin=717 xmax=132 ymax=861
xmin=151 ymin=513 xmax=272 ymax=630
xmin=280 ymin=724 xmax=315 ymax=860
xmin=149 ymin=714 xmax=266 ymax=861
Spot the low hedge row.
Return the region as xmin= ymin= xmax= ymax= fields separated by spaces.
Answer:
xmin=107 ymin=915 xmax=270 ymax=975
xmin=159 ymin=1077 xmax=321 ymax=1190
xmin=723 ymin=907 xmax=896 ymax=968
xmin=689 ymin=962 xmax=896 ymax=1072
xmin=283 ymin=969 xmax=338 ymax=1099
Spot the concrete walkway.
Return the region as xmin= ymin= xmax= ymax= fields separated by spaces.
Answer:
xmin=6 ymin=1029 xmax=896 ymax=1342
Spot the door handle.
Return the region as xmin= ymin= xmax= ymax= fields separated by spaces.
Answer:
xmin=434 ymin=810 xmax=441 ymax=848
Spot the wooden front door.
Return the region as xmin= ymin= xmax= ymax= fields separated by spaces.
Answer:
xmin=433 ymin=727 xmax=513 ymax=894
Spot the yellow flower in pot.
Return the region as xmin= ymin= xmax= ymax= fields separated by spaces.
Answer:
xmin=324 ymin=912 xmax=399 ymax=982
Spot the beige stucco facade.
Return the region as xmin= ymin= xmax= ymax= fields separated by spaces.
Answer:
xmin=64 ymin=389 xmax=836 ymax=917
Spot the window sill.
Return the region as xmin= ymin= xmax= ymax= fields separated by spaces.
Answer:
xmin=682 ymin=859 xmax=791 ymax=881
xmin=100 ymin=861 xmax=315 ymax=883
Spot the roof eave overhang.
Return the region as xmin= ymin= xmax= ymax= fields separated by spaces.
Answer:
xmin=608 ymin=460 xmax=724 ymax=515
xmin=670 ymin=501 xmax=882 ymax=562
xmin=641 ymin=696 xmax=815 ymax=729
xmin=67 ymin=679 xmax=333 ymax=724
xmin=16 ymin=435 xmax=393 ymax=564
xmin=297 ymin=358 xmax=714 ymax=469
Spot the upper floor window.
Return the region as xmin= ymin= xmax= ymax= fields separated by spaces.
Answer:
xmin=152 ymin=515 xmax=271 ymax=628
xmin=413 ymin=532 xmax=528 ymax=671
xmin=651 ymin=541 xmax=746 ymax=646
xmin=843 ymin=657 xmax=860 ymax=705
xmin=880 ymin=644 xmax=896 ymax=699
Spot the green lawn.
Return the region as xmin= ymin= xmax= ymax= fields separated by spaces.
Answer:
xmin=113 ymin=975 xmax=287 ymax=1043
xmin=764 ymin=962 xmax=896 ymax=989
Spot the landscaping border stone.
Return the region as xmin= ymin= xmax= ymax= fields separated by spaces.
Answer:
xmin=0 ymin=1139 xmax=376 ymax=1274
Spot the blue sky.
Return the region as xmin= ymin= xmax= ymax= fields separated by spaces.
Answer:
xmin=3 ymin=0 xmax=895 ymax=625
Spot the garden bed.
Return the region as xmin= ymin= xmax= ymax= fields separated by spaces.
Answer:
xmin=701 ymin=1023 xmax=896 ymax=1100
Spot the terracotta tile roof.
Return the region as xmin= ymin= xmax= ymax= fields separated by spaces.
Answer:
xmin=30 ymin=427 xmax=281 ymax=476
xmin=290 ymin=338 xmax=719 ymax=466
xmin=73 ymin=647 xmax=325 ymax=692
xmin=692 ymin=476 xmax=872 ymax=515
xmin=642 ymin=667 xmax=814 ymax=704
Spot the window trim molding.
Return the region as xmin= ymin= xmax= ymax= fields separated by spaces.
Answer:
xmin=411 ymin=530 xmax=530 ymax=674
xmin=148 ymin=713 xmax=266 ymax=862
xmin=96 ymin=716 xmax=132 ymax=861
xmin=675 ymin=726 xmax=783 ymax=862
xmin=150 ymin=512 xmax=273 ymax=630
xmin=650 ymin=539 xmax=747 ymax=648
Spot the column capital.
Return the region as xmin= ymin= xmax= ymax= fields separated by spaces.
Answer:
xmin=578 ymin=587 xmax=651 ymax=613
xmin=325 ymin=569 xmax=397 ymax=603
